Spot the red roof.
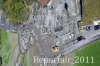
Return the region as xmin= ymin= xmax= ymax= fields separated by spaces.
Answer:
xmin=39 ymin=0 xmax=49 ymax=7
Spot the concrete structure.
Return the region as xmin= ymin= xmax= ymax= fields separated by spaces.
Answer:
xmin=94 ymin=20 xmax=100 ymax=25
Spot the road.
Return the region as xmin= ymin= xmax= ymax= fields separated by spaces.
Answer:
xmin=0 ymin=10 xmax=21 ymax=32
xmin=61 ymin=34 xmax=100 ymax=56
xmin=61 ymin=24 xmax=100 ymax=56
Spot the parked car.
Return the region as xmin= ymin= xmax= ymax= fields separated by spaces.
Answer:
xmin=77 ymin=36 xmax=85 ymax=42
xmin=85 ymin=26 xmax=92 ymax=31
xmin=94 ymin=25 xmax=100 ymax=30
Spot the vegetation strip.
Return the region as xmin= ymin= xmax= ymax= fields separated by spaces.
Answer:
xmin=75 ymin=40 xmax=100 ymax=66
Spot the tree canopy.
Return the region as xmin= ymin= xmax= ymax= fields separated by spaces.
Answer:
xmin=0 ymin=0 xmax=39 ymax=25
xmin=3 ymin=0 xmax=29 ymax=25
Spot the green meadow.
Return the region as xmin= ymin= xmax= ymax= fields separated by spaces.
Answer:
xmin=75 ymin=40 xmax=100 ymax=66
xmin=0 ymin=30 xmax=11 ymax=65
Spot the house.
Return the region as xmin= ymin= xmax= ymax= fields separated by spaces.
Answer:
xmin=39 ymin=0 xmax=50 ymax=7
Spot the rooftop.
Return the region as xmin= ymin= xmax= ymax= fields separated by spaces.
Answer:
xmin=39 ymin=0 xmax=50 ymax=7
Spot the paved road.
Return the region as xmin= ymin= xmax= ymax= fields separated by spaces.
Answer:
xmin=0 ymin=10 xmax=21 ymax=32
xmin=61 ymin=33 xmax=100 ymax=56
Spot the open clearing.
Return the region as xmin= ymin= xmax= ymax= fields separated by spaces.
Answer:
xmin=1 ymin=30 xmax=11 ymax=66
xmin=1 ymin=30 xmax=19 ymax=66
xmin=79 ymin=0 xmax=100 ymax=27
xmin=74 ymin=40 xmax=100 ymax=66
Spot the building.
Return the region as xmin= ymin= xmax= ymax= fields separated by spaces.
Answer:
xmin=94 ymin=20 xmax=100 ymax=25
xmin=39 ymin=0 xmax=50 ymax=7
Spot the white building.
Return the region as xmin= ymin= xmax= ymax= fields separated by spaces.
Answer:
xmin=93 ymin=20 xmax=100 ymax=25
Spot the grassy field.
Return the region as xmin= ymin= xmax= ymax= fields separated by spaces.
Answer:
xmin=0 ymin=30 xmax=19 ymax=66
xmin=75 ymin=40 xmax=100 ymax=66
xmin=79 ymin=0 xmax=100 ymax=27
xmin=0 ymin=30 xmax=1 ymax=57
xmin=1 ymin=30 xmax=11 ymax=66
xmin=22 ymin=54 xmax=28 ymax=66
